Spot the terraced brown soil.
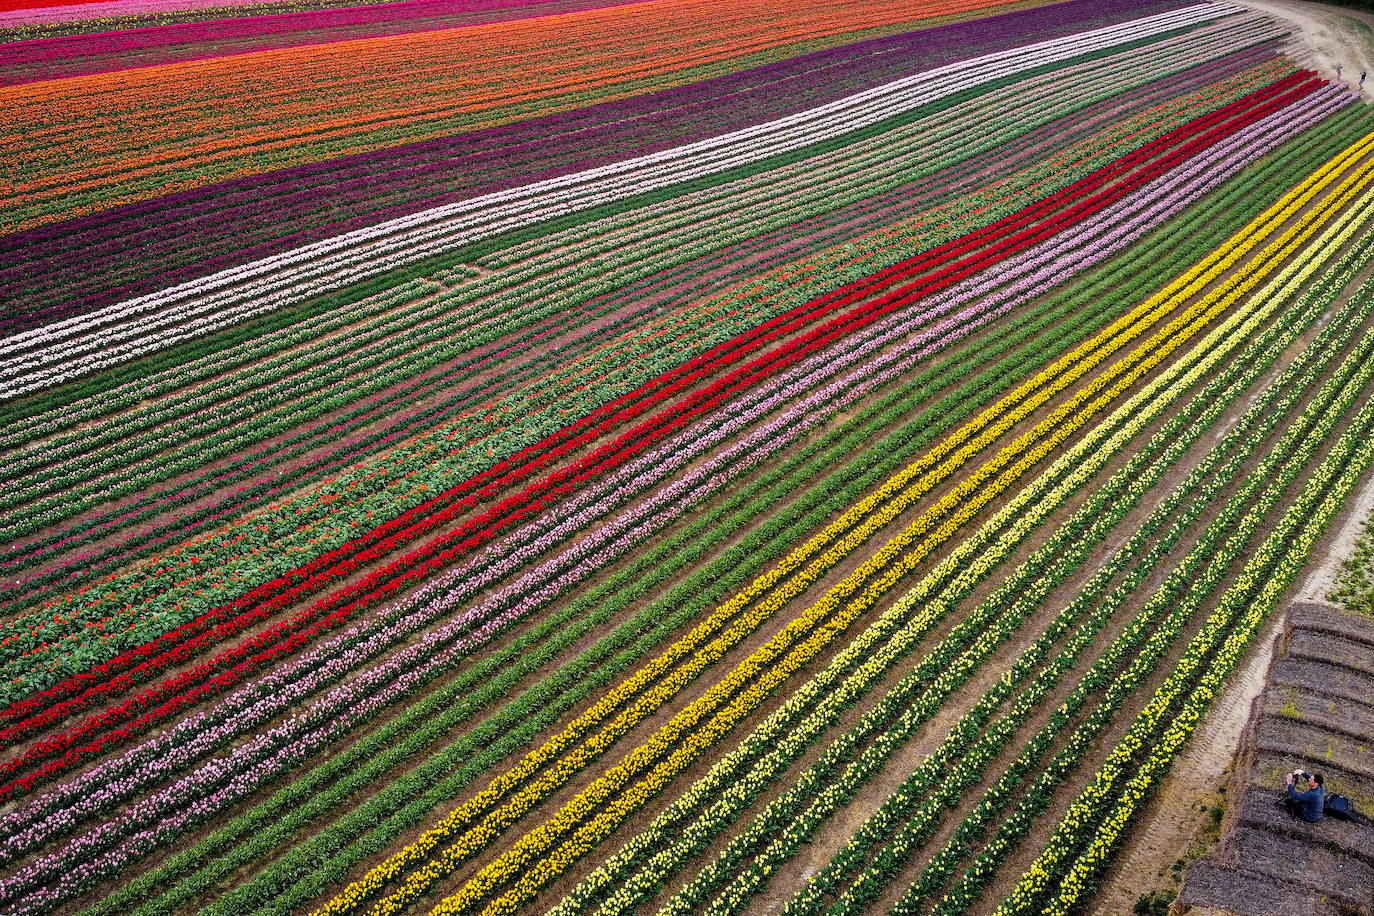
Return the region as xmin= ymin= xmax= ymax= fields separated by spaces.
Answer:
xmin=1175 ymin=602 xmax=1374 ymax=916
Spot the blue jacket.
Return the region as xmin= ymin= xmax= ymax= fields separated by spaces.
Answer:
xmin=1288 ymin=783 xmax=1325 ymax=821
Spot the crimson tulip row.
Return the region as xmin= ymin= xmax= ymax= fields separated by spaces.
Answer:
xmin=0 ymin=68 xmax=1277 ymax=771
xmin=0 ymin=51 xmax=1275 ymax=694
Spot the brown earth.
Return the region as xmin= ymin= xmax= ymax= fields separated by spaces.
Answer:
xmin=1088 ymin=7 xmax=1374 ymax=912
xmin=1173 ymin=602 xmax=1374 ymax=916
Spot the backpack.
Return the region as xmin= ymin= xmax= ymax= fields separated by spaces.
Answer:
xmin=1323 ymin=793 xmax=1365 ymax=825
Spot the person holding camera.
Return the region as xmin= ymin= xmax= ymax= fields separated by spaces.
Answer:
xmin=1284 ymin=769 xmax=1325 ymax=822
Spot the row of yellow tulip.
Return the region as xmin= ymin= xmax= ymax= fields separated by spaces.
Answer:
xmin=879 ymin=188 xmax=1374 ymax=916
xmin=628 ymin=171 xmax=1374 ymax=916
xmin=549 ymin=169 xmax=1374 ymax=916
xmin=311 ymin=116 xmax=1374 ymax=916
xmin=991 ymin=134 xmax=1374 ymax=916
xmin=407 ymin=129 xmax=1374 ymax=916
xmin=1000 ymin=359 xmax=1374 ymax=916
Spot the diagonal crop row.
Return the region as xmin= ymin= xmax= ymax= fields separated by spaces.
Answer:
xmin=681 ymin=246 xmax=1374 ymax=916
xmin=0 ymin=0 xmax=1186 ymax=322
xmin=66 ymin=104 xmax=1328 ymax=916
xmin=95 ymin=225 xmax=1144 ymax=916
xmin=3 ymin=4 xmax=1234 ymax=398
xmin=3 ymin=0 xmax=1065 ymax=233
xmin=3 ymin=120 xmax=1247 ymax=897
xmin=430 ymin=126 xmax=1374 ymax=916
xmin=0 ymin=28 xmax=1279 ymax=448
xmin=0 ymin=16 xmax=1275 ymax=516
xmin=1 ymin=30 xmax=1271 ymax=573
xmin=4 ymin=25 xmax=1259 ymax=493
xmin=333 ymin=123 xmax=1365 ymax=916
xmin=893 ymin=260 xmax=1374 ymax=916
xmin=775 ymin=205 xmax=1374 ymax=916
xmin=0 ymin=41 xmax=1280 ymax=637
xmin=552 ymin=181 xmax=1374 ymax=916
xmin=1032 ymin=409 xmax=1374 ymax=916
xmin=990 ymin=319 xmax=1374 ymax=916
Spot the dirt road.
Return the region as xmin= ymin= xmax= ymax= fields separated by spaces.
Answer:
xmin=1090 ymin=11 xmax=1374 ymax=911
xmin=1239 ymin=0 xmax=1374 ymax=97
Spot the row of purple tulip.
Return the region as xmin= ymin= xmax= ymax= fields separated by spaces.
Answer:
xmin=0 ymin=88 xmax=1338 ymax=912
xmin=0 ymin=0 xmax=1174 ymax=331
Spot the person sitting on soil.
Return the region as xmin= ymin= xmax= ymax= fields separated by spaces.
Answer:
xmin=1283 ymin=769 xmax=1325 ymax=822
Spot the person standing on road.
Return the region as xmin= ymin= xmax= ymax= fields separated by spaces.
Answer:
xmin=1360 ymin=70 xmax=1367 ymax=90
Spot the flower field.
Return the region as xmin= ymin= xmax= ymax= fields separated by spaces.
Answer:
xmin=3 ymin=0 xmax=1374 ymax=913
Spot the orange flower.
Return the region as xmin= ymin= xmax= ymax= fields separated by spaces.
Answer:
xmin=0 ymin=0 xmax=1025 ymax=232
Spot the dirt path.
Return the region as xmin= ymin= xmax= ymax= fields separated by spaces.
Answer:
xmin=1235 ymin=0 xmax=1374 ymax=97
xmin=1296 ymin=458 xmax=1374 ymax=603
xmin=1086 ymin=12 xmax=1374 ymax=910
xmin=1091 ymin=384 xmax=1374 ymax=916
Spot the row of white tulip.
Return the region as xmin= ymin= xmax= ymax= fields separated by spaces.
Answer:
xmin=552 ymin=135 xmax=1374 ymax=916
xmin=9 ymin=17 xmax=1253 ymax=486
xmin=0 ymin=53 xmax=1285 ymax=893
xmin=0 ymin=3 xmax=1247 ymax=398
xmin=115 ymin=109 xmax=1297 ymax=916
xmin=381 ymin=92 xmax=1355 ymax=916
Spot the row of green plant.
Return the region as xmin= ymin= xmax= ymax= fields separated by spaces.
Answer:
xmin=10 ymin=23 xmax=1236 ymax=450
xmin=550 ymin=170 xmax=1374 ymax=916
xmin=13 ymin=3 xmax=1049 ymax=227
xmin=34 ymin=75 xmax=1319 ymax=900
xmin=1328 ymin=504 xmax=1374 ymax=617
xmin=798 ymin=216 xmax=1374 ymax=916
xmin=66 ymin=70 xmax=1319 ymax=916
xmin=909 ymin=273 xmax=1374 ymax=916
xmin=994 ymin=290 xmax=1374 ymax=916
xmin=397 ymin=94 xmax=1371 ymax=915
xmin=158 ymin=102 xmax=1367 ymax=916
